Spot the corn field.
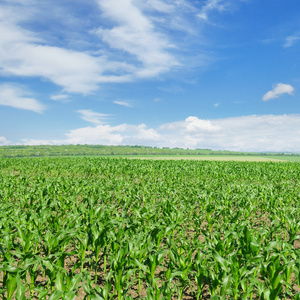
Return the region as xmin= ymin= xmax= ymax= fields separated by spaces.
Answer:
xmin=0 ymin=157 xmax=300 ymax=299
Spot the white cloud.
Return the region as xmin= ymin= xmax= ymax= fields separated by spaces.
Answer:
xmin=143 ymin=0 xmax=175 ymax=13
xmin=212 ymin=114 xmax=300 ymax=152
xmin=284 ymin=34 xmax=300 ymax=48
xmin=0 ymin=84 xmax=45 ymax=113
xmin=0 ymin=0 xmax=236 ymax=95
xmin=65 ymin=123 xmax=162 ymax=145
xmin=77 ymin=109 xmax=111 ymax=125
xmin=65 ymin=125 xmax=124 ymax=145
xmin=160 ymin=115 xmax=300 ymax=151
xmin=125 ymin=124 xmax=162 ymax=142
xmin=0 ymin=4 xmax=167 ymax=94
xmin=113 ymin=101 xmax=132 ymax=107
xmin=0 ymin=136 xmax=11 ymax=146
xmin=0 ymin=1 xmax=191 ymax=94
xmin=22 ymin=122 xmax=162 ymax=146
xmin=159 ymin=116 xmax=223 ymax=148
xmin=95 ymin=0 xmax=179 ymax=78
xmin=0 ymin=38 xmax=108 ymax=94
xmin=50 ymin=94 xmax=70 ymax=101
xmin=21 ymin=114 xmax=300 ymax=152
xmin=0 ymin=7 xmax=114 ymax=94
xmin=262 ymin=83 xmax=294 ymax=101
xmin=160 ymin=116 xmax=222 ymax=133
xmin=197 ymin=0 xmax=229 ymax=22
xmin=21 ymin=139 xmax=62 ymax=146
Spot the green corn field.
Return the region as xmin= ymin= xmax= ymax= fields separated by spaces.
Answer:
xmin=0 ymin=157 xmax=300 ymax=299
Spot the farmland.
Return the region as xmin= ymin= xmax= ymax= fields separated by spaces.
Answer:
xmin=1 ymin=157 xmax=300 ymax=299
xmin=124 ymin=156 xmax=284 ymax=162
xmin=1 ymin=145 xmax=300 ymax=162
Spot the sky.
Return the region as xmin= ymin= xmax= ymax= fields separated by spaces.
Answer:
xmin=0 ymin=0 xmax=300 ymax=152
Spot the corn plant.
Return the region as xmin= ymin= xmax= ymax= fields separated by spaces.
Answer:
xmin=1 ymin=157 xmax=300 ymax=299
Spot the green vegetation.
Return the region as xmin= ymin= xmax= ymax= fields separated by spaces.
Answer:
xmin=1 ymin=157 xmax=300 ymax=299
xmin=1 ymin=145 xmax=300 ymax=162
xmin=266 ymin=156 xmax=300 ymax=162
xmin=0 ymin=144 xmax=245 ymax=157
xmin=124 ymin=155 xmax=284 ymax=162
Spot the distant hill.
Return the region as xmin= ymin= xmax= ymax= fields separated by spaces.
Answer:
xmin=0 ymin=144 xmax=299 ymax=158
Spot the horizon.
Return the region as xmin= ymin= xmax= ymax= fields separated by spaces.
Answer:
xmin=1 ymin=143 xmax=299 ymax=155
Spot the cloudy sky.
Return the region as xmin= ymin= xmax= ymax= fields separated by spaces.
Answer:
xmin=0 ymin=0 xmax=300 ymax=151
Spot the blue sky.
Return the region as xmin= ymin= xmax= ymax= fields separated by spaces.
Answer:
xmin=0 ymin=0 xmax=300 ymax=151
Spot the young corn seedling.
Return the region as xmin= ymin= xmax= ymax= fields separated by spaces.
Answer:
xmin=194 ymin=250 xmax=209 ymax=300
xmin=53 ymin=271 xmax=82 ymax=300
xmin=109 ymin=242 xmax=137 ymax=300
xmin=41 ymin=259 xmax=58 ymax=291
xmin=133 ymin=248 xmax=169 ymax=297
xmin=22 ymin=257 xmax=42 ymax=297
xmin=168 ymin=244 xmax=193 ymax=300
xmin=77 ymin=234 xmax=89 ymax=272
xmin=15 ymin=225 xmax=38 ymax=258
xmin=5 ymin=273 xmax=17 ymax=300
xmin=127 ymin=236 xmax=148 ymax=293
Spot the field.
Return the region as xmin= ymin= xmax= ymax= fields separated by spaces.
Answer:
xmin=123 ymin=155 xmax=285 ymax=162
xmin=1 ymin=145 xmax=300 ymax=162
xmin=1 ymin=157 xmax=300 ymax=299
xmin=265 ymin=156 xmax=300 ymax=163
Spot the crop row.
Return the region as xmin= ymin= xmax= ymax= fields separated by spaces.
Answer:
xmin=0 ymin=157 xmax=300 ymax=299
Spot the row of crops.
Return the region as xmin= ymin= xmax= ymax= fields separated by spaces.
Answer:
xmin=0 ymin=157 xmax=300 ymax=299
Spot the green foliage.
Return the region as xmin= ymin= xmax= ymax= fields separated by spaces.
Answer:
xmin=1 ymin=144 xmax=299 ymax=160
xmin=0 ymin=157 xmax=300 ymax=298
